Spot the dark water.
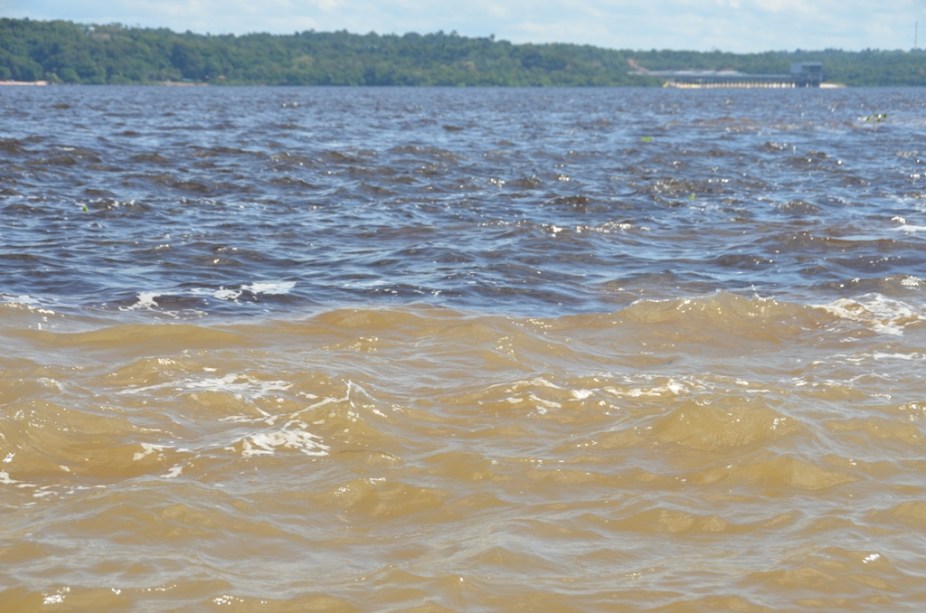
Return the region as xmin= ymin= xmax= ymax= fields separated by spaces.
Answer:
xmin=3 ymin=86 xmax=923 ymax=317
xmin=2 ymin=86 xmax=926 ymax=611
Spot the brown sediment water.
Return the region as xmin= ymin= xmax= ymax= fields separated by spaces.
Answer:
xmin=1 ymin=86 xmax=925 ymax=611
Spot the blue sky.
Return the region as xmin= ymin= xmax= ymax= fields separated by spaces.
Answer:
xmin=3 ymin=0 xmax=922 ymax=52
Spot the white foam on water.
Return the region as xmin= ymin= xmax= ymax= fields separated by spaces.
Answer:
xmin=119 ymin=371 xmax=333 ymax=459
xmin=120 ymin=291 xmax=162 ymax=311
xmin=0 ymin=470 xmax=26 ymax=486
xmin=132 ymin=442 xmax=169 ymax=462
xmin=185 ymin=373 xmax=293 ymax=399
xmin=230 ymin=420 xmax=330 ymax=458
xmin=15 ymin=294 xmax=40 ymax=305
xmin=891 ymin=214 xmax=926 ymax=233
xmin=871 ymin=351 xmax=926 ymax=361
xmin=894 ymin=223 xmax=926 ymax=233
xmin=211 ymin=288 xmax=241 ymax=301
xmin=121 ymin=372 xmax=293 ymax=401
xmin=244 ymin=280 xmax=296 ymax=295
xmin=207 ymin=280 xmax=297 ymax=302
xmin=525 ymin=393 xmax=562 ymax=415
xmin=620 ymin=378 xmax=691 ymax=398
xmin=121 ymin=281 xmax=296 ymax=312
xmin=161 ymin=465 xmax=184 ymax=479
xmin=815 ymin=294 xmax=924 ymax=336
xmin=840 ymin=350 xmax=926 ymax=363
xmin=0 ymin=294 xmax=59 ymax=317
xmin=1 ymin=293 xmax=40 ymax=307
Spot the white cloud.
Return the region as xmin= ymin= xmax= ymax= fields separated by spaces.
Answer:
xmin=753 ymin=0 xmax=812 ymax=12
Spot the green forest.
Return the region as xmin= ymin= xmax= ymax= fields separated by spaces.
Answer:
xmin=2 ymin=18 xmax=926 ymax=86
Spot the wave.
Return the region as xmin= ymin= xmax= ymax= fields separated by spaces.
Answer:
xmin=2 ymin=291 xmax=925 ymax=610
xmin=4 ymin=288 xmax=925 ymax=341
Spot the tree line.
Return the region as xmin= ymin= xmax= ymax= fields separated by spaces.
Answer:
xmin=2 ymin=18 xmax=925 ymax=86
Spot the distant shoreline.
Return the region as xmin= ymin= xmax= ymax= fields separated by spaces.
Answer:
xmin=0 ymin=80 xmax=49 ymax=86
xmin=3 ymin=18 xmax=925 ymax=87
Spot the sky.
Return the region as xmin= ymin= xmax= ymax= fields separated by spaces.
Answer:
xmin=3 ymin=0 xmax=923 ymax=53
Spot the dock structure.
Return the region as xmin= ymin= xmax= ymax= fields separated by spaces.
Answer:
xmin=634 ymin=62 xmax=823 ymax=89
xmin=0 ymin=80 xmax=49 ymax=86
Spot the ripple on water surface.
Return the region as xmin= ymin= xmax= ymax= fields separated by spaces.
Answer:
xmin=2 ymin=86 xmax=926 ymax=610
xmin=2 ymin=291 xmax=926 ymax=609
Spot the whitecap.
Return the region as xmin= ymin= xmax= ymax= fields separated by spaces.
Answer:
xmin=132 ymin=442 xmax=169 ymax=462
xmin=119 ymin=291 xmax=162 ymax=311
xmin=211 ymin=288 xmax=241 ymax=301
xmin=894 ymin=224 xmax=926 ymax=233
xmin=244 ymin=280 xmax=296 ymax=295
xmin=208 ymin=280 xmax=297 ymax=302
xmin=815 ymin=294 xmax=924 ymax=336
xmin=121 ymin=372 xmax=292 ymax=402
xmin=230 ymin=421 xmax=329 ymax=458
xmin=185 ymin=373 xmax=292 ymax=398
xmin=161 ymin=465 xmax=184 ymax=479
xmin=0 ymin=294 xmax=58 ymax=315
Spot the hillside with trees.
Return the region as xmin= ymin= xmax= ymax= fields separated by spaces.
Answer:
xmin=2 ymin=18 xmax=925 ymax=86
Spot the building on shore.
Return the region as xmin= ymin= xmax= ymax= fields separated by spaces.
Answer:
xmin=0 ymin=80 xmax=49 ymax=86
xmin=633 ymin=62 xmax=824 ymax=89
